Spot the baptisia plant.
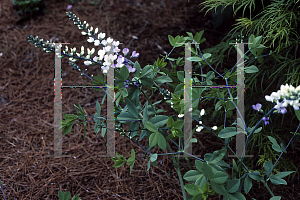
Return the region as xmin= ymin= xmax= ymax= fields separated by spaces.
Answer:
xmin=26 ymin=11 xmax=299 ymax=200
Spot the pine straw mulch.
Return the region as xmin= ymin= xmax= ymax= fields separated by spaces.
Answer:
xmin=0 ymin=0 xmax=299 ymax=199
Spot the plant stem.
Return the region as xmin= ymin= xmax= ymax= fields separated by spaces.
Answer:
xmin=166 ymin=143 xmax=187 ymax=200
xmin=261 ymin=180 xmax=274 ymax=197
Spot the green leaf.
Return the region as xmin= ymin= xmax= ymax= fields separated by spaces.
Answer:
xmin=154 ymin=76 xmax=173 ymax=84
xmin=226 ymin=179 xmax=240 ymax=193
xmin=264 ymin=161 xmax=273 ymax=176
xmin=294 ymin=109 xmax=300 ymax=121
xmin=184 ymin=184 xmax=202 ymax=196
xmin=168 ymin=35 xmax=176 ymax=46
xmin=145 ymin=121 xmax=157 ymax=132
xmin=142 ymin=102 xmax=149 ymax=125
xmin=271 ymin=171 xmax=295 ymax=179
xmin=101 ymin=127 xmax=106 ymax=137
xmin=120 ymin=65 xmax=129 ymax=81
xmin=210 ymin=182 xmax=227 ymax=196
xmin=245 ymin=65 xmax=258 ymax=73
xmin=218 ymin=127 xmax=237 ymax=138
xmin=207 ymin=148 xmax=226 ymax=164
xmin=270 ymin=196 xmax=281 ymax=200
xmin=157 ymin=132 xmax=166 ymax=150
xmin=134 ymin=61 xmax=141 ymax=78
xmin=150 ymin=153 xmax=158 ymax=162
xmin=249 ymin=171 xmax=263 ymax=181
xmin=244 ymin=174 xmax=252 ymax=194
xmin=63 ymin=125 xmax=73 ymax=135
xmin=184 ymin=170 xmax=202 ymax=182
xmin=173 ymin=120 xmax=184 ymax=129
xmin=210 ymin=171 xmax=228 ymax=184
xmin=177 ymin=71 xmax=185 ymax=82
xmin=206 ymin=71 xmax=214 ymax=80
xmin=140 ymin=77 xmax=154 ymax=87
xmin=201 ymin=162 xmax=213 ymax=179
xmin=167 ymin=116 xmax=174 ymax=128
xmin=96 ymin=101 xmax=101 ymax=115
xmin=194 ymin=174 xmax=206 ymax=189
xmin=149 ymin=132 xmax=158 ymax=147
xmin=149 ymin=115 xmax=169 ymax=128
xmin=228 ymin=192 xmax=246 ymax=200
xmin=117 ymin=112 xmax=136 ymax=124
xmin=126 ymin=98 xmax=139 ymax=119
xmin=268 ymin=136 xmax=282 ymax=152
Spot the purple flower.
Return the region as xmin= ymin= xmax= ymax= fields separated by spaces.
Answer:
xmin=252 ymin=103 xmax=262 ymax=111
xmin=126 ymin=65 xmax=136 ymax=73
xmin=122 ymin=48 xmax=129 ymax=56
xmin=262 ymin=117 xmax=269 ymax=125
xmin=67 ymin=5 xmax=72 ymax=10
xmin=278 ymin=107 xmax=287 ymax=114
xmin=132 ymin=51 xmax=139 ymax=58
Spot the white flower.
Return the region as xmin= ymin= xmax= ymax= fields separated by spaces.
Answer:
xmin=113 ymin=47 xmax=120 ymax=53
xmin=84 ymin=61 xmax=92 ymax=65
xmin=104 ymin=46 xmax=111 ymax=52
xmin=94 ymin=39 xmax=101 ymax=46
xmin=200 ymin=109 xmax=205 ymax=116
xmin=101 ymin=65 xmax=110 ymax=73
xmin=178 ymin=114 xmax=184 ymax=118
xmin=196 ymin=126 xmax=204 ymax=132
xmin=199 ymin=121 xmax=202 ymax=124
xmin=113 ymin=40 xmax=120 ymax=47
xmin=69 ymin=57 xmax=77 ymax=62
xmin=87 ymin=37 xmax=94 ymax=43
xmin=80 ymin=46 xmax=84 ymax=55
xmin=107 ymin=37 xmax=113 ymax=43
xmin=98 ymin=49 xmax=106 ymax=60
xmin=101 ymin=40 xmax=107 ymax=46
xmin=94 ymin=27 xmax=98 ymax=34
xmin=98 ymin=32 xmax=106 ymax=40
xmin=103 ymin=54 xmax=117 ymax=67
xmin=212 ymin=126 xmax=218 ymax=130
xmin=115 ymin=56 xmax=124 ymax=68
xmin=87 ymin=48 xmax=95 ymax=55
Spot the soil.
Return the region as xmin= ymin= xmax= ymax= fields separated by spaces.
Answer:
xmin=0 ymin=0 xmax=299 ymax=199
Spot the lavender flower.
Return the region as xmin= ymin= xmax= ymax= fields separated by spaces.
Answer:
xmin=262 ymin=117 xmax=269 ymax=125
xmin=252 ymin=103 xmax=262 ymax=111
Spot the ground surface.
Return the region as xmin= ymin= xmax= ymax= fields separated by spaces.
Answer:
xmin=0 ymin=0 xmax=299 ymax=199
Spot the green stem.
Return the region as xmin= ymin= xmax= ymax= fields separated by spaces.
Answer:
xmin=167 ymin=143 xmax=187 ymax=200
xmin=261 ymin=180 xmax=274 ymax=197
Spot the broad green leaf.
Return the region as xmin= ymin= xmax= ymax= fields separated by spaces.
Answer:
xmin=228 ymin=192 xmax=246 ymax=200
xmin=270 ymin=196 xmax=281 ymax=200
xmin=157 ymin=132 xmax=166 ymax=150
xmin=243 ymin=175 xmax=252 ymax=194
xmin=271 ymin=171 xmax=295 ymax=179
xmin=167 ymin=116 xmax=174 ymax=128
xmin=120 ymin=65 xmax=129 ymax=81
xmin=150 ymin=153 xmax=158 ymax=162
xmin=210 ymin=182 xmax=227 ymax=196
xmin=270 ymin=176 xmax=287 ymax=185
xmin=264 ymin=161 xmax=273 ymax=176
xmin=184 ymin=170 xmax=202 ymax=182
xmin=218 ymin=127 xmax=237 ymax=138
xmin=195 ymin=160 xmax=203 ymax=173
xmin=125 ymin=98 xmax=139 ymax=119
xmin=149 ymin=115 xmax=169 ymax=128
xmin=140 ymin=77 xmax=154 ymax=87
xmin=201 ymin=162 xmax=213 ymax=179
xmin=226 ymin=179 xmax=240 ymax=193
xmin=249 ymin=171 xmax=263 ymax=181
xmin=194 ymin=174 xmax=206 ymax=189
xmin=207 ymin=148 xmax=226 ymax=164
xmin=268 ymin=136 xmax=282 ymax=152
xmin=177 ymin=71 xmax=184 ymax=82
xmin=142 ymin=102 xmax=149 ymax=125
xmin=210 ymin=171 xmax=228 ymax=184
xmin=101 ymin=127 xmax=106 ymax=137
xmin=244 ymin=65 xmax=258 ymax=73
xmin=145 ymin=121 xmax=157 ymax=132
xmin=295 ymin=109 xmax=300 ymax=121
xmin=206 ymin=71 xmax=214 ymax=80
xmin=168 ymin=35 xmax=176 ymax=46
xmin=173 ymin=120 xmax=184 ymax=129
xmin=149 ymin=132 xmax=158 ymax=147
xmin=117 ymin=112 xmax=136 ymax=124
xmin=184 ymin=184 xmax=202 ymax=196
xmin=154 ymin=75 xmax=173 ymax=84
xmin=63 ymin=125 xmax=73 ymax=135
xmin=134 ymin=61 xmax=141 ymax=78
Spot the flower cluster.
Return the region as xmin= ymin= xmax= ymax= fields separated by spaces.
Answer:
xmin=265 ymin=84 xmax=300 ymax=113
xmin=64 ymin=11 xmax=139 ymax=74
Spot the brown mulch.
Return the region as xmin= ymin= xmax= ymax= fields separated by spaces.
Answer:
xmin=0 ymin=0 xmax=299 ymax=199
